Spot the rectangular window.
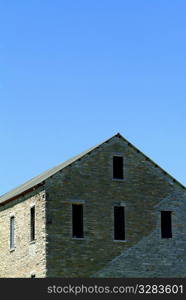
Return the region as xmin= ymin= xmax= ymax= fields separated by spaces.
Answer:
xmin=30 ymin=206 xmax=35 ymax=241
xmin=113 ymin=156 xmax=124 ymax=179
xmin=161 ymin=211 xmax=172 ymax=238
xmin=114 ymin=206 xmax=125 ymax=240
xmin=10 ymin=216 xmax=15 ymax=249
xmin=72 ymin=204 xmax=84 ymax=238
xmin=31 ymin=274 xmax=36 ymax=278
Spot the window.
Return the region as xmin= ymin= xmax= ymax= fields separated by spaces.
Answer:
xmin=31 ymin=274 xmax=36 ymax=278
xmin=10 ymin=216 xmax=15 ymax=249
xmin=114 ymin=206 xmax=125 ymax=240
xmin=161 ymin=211 xmax=172 ymax=238
xmin=113 ymin=156 xmax=124 ymax=179
xmin=72 ymin=204 xmax=84 ymax=238
xmin=30 ymin=206 xmax=35 ymax=241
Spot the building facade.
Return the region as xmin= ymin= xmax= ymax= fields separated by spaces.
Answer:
xmin=0 ymin=133 xmax=185 ymax=277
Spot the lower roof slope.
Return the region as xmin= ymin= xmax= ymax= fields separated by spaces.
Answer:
xmin=0 ymin=135 xmax=114 ymax=204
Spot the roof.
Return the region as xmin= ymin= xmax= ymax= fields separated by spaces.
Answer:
xmin=0 ymin=134 xmax=116 ymax=205
xmin=0 ymin=132 xmax=185 ymax=205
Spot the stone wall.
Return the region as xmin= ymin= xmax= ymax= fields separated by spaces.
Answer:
xmin=94 ymin=188 xmax=186 ymax=277
xmin=0 ymin=187 xmax=47 ymax=278
xmin=0 ymin=134 xmax=184 ymax=278
xmin=45 ymin=135 xmax=184 ymax=277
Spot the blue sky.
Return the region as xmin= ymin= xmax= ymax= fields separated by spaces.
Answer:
xmin=0 ymin=0 xmax=185 ymax=195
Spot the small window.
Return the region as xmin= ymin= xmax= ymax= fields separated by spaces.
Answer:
xmin=113 ymin=156 xmax=124 ymax=179
xmin=72 ymin=204 xmax=84 ymax=238
xmin=30 ymin=206 xmax=35 ymax=241
xmin=31 ymin=274 xmax=36 ymax=278
xmin=10 ymin=216 xmax=15 ymax=249
xmin=114 ymin=206 xmax=125 ymax=240
xmin=161 ymin=211 xmax=172 ymax=238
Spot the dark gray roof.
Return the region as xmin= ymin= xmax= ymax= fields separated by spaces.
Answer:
xmin=0 ymin=134 xmax=114 ymax=204
xmin=0 ymin=132 xmax=185 ymax=205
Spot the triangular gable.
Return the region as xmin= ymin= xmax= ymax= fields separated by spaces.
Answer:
xmin=0 ymin=132 xmax=184 ymax=205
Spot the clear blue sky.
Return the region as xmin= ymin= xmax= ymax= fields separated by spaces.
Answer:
xmin=0 ymin=0 xmax=185 ymax=195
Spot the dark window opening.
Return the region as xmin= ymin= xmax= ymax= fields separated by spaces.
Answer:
xmin=72 ymin=204 xmax=84 ymax=238
xmin=113 ymin=156 xmax=124 ymax=179
xmin=31 ymin=274 xmax=36 ymax=278
xmin=114 ymin=206 xmax=125 ymax=240
xmin=161 ymin=211 xmax=172 ymax=238
xmin=30 ymin=206 xmax=35 ymax=241
xmin=10 ymin=216 xmax=15 ymax=249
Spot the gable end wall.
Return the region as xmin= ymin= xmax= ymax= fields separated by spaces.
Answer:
xmin=45 ymin=136 xmax=184 ymax=277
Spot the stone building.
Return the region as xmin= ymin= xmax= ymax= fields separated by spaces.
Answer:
xmin=0 ymin=133 xmax=185 ymax=278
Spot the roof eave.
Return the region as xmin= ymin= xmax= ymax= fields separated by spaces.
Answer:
xmin=0 ymin=182 xmax=45 ymax=207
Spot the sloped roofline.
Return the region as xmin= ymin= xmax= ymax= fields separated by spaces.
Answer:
xmin=0 ymin=133 xmax=185 ymax=205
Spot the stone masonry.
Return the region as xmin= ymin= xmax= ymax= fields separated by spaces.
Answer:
xmin=95 ymin=189 xmax=186 ymax=277
xmin=0 ymin=133 xmax=185 ymax=277
xmin=0 ymin=187 xmax=46 ymax=277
